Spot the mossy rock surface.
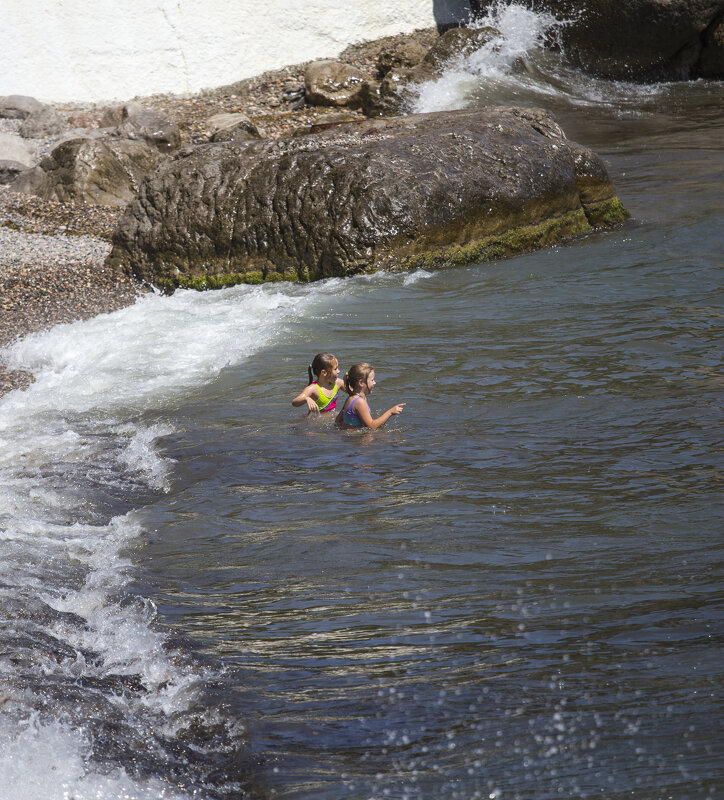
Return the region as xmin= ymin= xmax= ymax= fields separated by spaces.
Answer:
xmin=107 ymin=107 xmax=628 ymax=288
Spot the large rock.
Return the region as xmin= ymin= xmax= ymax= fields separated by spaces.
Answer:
xmin=12 ymin=137 xmax=165 ymax=206
xmin=0 ymin=95 xmax=45 ymax=119
xmin=304 ymin=60 xmax=368 ymax=108
xmin=472 ymin=0 xmax=724 ymax=78
xmin=106 ymin=107 xmax=628 ymax=290
xmin=700 ymin=12 xmax=724 ymax=75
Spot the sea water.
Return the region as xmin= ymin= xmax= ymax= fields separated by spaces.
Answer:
xmin=1 ymin=5 xmax=722 ymax=799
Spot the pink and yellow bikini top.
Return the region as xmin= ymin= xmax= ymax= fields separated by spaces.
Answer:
xmin=314 ymin=382 xmax=339 ymax=412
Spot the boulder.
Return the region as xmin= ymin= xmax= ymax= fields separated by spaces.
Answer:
xmin=106 ymin=107 xmax=628 ymax=291
xmin=362 ymin=27 xmax=500 ymax=116
xmin=18 ymin=106 xmax=68 ymax=138
xmin=492 ymin=0 xmax=724 ymax=79
xmin=206 ymin=112 xmax=264 ymax=142
xmin=304 ymin=60 xmax=367 ymax=108
xmin=0 ymin=95 xmax=45 ymax=119
xmin=12 ymin=136 xmax=165 ymax=206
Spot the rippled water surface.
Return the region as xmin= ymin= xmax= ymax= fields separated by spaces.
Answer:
xmin=1 ymin=7 xmax=722 ymax=800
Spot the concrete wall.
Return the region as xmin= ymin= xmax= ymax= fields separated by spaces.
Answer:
xmin=1 ymin=0 xmax=472 ymax=103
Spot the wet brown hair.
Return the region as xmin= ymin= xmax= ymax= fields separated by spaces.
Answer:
xmin=308 ymin=353 xmax=337 ymax=384
xmin=344 ymin=362 xmax=373 ymax=395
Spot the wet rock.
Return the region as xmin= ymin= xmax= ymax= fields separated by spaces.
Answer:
xmin=207 ymin=112 xmax=265 ymax=141
xmin=304 ymin=60 xmax=367 ymax=107
xmin=107 ymin=107 xmax=628 ymax=290
xmin=362 ymin=27 xmax=499 ymax=116
xmin=0 ymin=95 xmax=45 ymax=119
xmin=700 ymin=12 xmax=724 ymax=75
xmin=12 ymin=136 xmax=165 ymax=206
xmin=506 ymin=0 xmax=724 ymax=79
xmin=19 ymin=106 xmax=68 ymax=138
xmin=282 ymin=85 xmax=306 ymax=109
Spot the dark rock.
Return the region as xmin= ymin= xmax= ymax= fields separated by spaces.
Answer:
xmin=282 ymin=85 xmax=306 ymax=109
xmin=510 ymin=0 xmax=724 ymax=79
xmin=12 ymin=137 xmax=165 ymax=206
xmin=700 ymin=12 xmax=724 ymax=75
xmin=0 ymin=95 xmax=45 ymax=119
xmin=19 ymin=106 xmax=68 ymax=138
xmin=304 ymin=60 xmax=368 ymax=107
xmin=106 ymin=107 xmax=628 ymax=290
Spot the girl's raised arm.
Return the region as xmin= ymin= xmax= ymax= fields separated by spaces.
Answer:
xmin=292 ymin=384 xmax=320 ymax=413
xmin=353 ymin=397 xmax=405 ymax=430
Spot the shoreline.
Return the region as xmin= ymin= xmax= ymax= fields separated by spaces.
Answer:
xmin=0 ymin=33 xmax=436 ymax=397
xmin=0 ymin=32 xmax=439 ymax=396
xmin=0 ymin=189 xmax=141 ymax=395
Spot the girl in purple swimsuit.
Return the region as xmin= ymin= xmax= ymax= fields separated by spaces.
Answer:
xmin=336 ymin=362 xmax=405 ymax=430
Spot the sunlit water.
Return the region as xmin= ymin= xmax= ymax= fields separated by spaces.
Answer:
xmin=1 ymin=5 xmax=722 ymax=799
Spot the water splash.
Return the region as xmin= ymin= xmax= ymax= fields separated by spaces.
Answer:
xmin=411 ymin=2 xmax=680 ymax=118
xmin=412 ymin=3 xmax=560 ymax=113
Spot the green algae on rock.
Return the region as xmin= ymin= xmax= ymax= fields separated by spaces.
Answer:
xmin=106 ymin=107 xmax=629 ymax=289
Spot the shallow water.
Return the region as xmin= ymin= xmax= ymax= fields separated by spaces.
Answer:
xmin=1 ymin=6 xmax=723 ymax=799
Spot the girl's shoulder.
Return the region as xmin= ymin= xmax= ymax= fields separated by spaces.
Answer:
xmin=346 ymin=394 xmax=367 ymax=411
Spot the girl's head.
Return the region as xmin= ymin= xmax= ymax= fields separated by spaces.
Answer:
xmin=308 ymin=353 xmax=339 ymax=385
xmin=344 ymin=362 xmax=376 ymax=395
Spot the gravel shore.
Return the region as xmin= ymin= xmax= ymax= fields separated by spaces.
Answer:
xmin=0 ymin=29 xmax=438 ymax=397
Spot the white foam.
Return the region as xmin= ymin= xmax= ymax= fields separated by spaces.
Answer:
xmin=0 ymin=276 xmax=381 ymax=794
xmin=410 ymin=2 xmax=675 ymax=116
xmin=0 ymin=714 xmax=187 ymax=800
xmin=403 ymin=269 xmax=434 ymax=286
xmin=412 ymin=3 xmax=558 ymax=114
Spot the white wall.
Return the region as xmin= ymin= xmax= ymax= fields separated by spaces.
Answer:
xmin=1 ymin=0 xmax=471 ymax=104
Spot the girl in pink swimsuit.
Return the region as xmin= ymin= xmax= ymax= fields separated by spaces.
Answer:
xmin=292 ymin=352 xmax=346 ymax=414
xmin=336 ymin=362 xmax=405 ymax=430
